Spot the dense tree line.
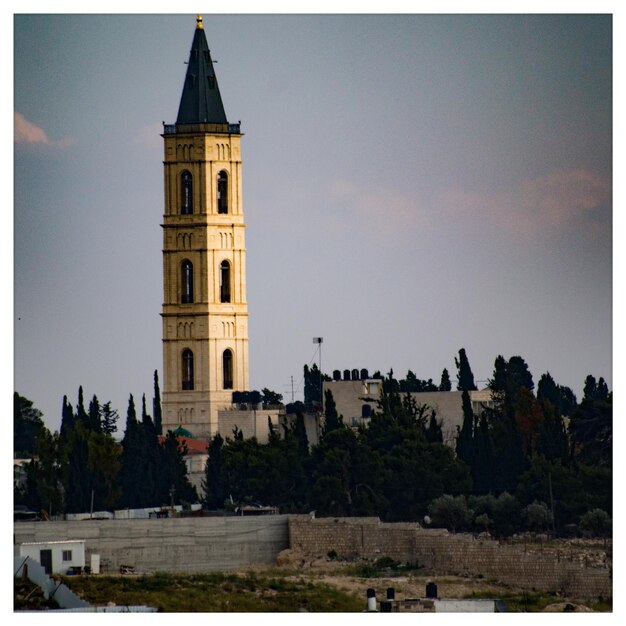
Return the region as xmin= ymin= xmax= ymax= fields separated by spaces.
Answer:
xmin=15 ymin=350 xmax=611 ymax=537
xmin=201 ymin=349 xmax=611 ymax=537
xmin=14 ymin=371 xmax=196 ymax=516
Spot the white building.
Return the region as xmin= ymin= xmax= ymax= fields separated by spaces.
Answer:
xmin=17 ymin=540 xmax=86 ymax=575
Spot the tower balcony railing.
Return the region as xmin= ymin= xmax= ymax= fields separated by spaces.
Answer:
xmin=162 ymin=122 xmax=241 ymax=135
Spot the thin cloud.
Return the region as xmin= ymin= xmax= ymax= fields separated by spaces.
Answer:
xmin=14 ymin=112 xmax=75 ymax=148
xmin=438 ymin=168 xmax=611 ymax=239
xmin=14 ymin=112 xmax=48 ymax=144
xmin=329 ymin=178 xmax=431 ymax=236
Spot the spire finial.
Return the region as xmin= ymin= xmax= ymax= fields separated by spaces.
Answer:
xmin=196 ymin=14 xmax=203 ymax=29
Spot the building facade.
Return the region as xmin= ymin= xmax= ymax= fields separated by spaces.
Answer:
xmin=323 ymin=378 xmax=493 ymax=445
xmin=161 ymin=16 xmax=249 ymax=437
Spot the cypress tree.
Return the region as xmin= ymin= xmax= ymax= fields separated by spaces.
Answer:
xmin=322 ymin=389 xmax=343 ymax=436
xmin=537 ymin=372 xmax=559 ymax=408
xmin=63 ymin=420 xmax=91 ymax=513
xmin=293 ymin=412 xmax=310 ymax=457
xmin=88 ymin=394 xmax=102 ymax=432
xmin=203 ymin=433 xmax=226 ymax=509
xmin=160 ymin=431 xmax=197 ymax=505
xmin=153 ymin=370 xmax=163 ymax=435
xmin=536 ymin=399 xmax=569 ymax=462
xmin=455 ymin=348 xmax=477 ymax=391
xmin=439 ymin=368 xmax=452 ymax=391
xmin=60 ymin=395 xmax=75 ymax=440
xmin=141 ymin=393 xmax=161 ymax=505
xmin=426 ymin=410 xmax=443 ymax=443
xmin=120 ymin=394 xmax=141 ymax=508
xmin=583 ymin=375 xmax=597 ymax=401
xmin=76 ymin=386 xmax=89 ymax=426
xmin=456 ymin=390 xmax=475 ymax=465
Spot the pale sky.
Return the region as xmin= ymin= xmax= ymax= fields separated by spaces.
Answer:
xmin=11 ymin=8 xmax=615 ymax=433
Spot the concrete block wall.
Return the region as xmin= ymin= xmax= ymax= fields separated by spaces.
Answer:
xmin=14 ymin=516 xmax=289 ymax=574
xmin=288 ymin=517 xmax=611 ymax=600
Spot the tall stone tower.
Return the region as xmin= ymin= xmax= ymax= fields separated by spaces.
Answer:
xmin=161 ymin=15 xmax=249 ymax=437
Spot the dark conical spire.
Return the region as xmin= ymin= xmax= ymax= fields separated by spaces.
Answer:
xmin=176 ymin=15 xmax=228 ymax=125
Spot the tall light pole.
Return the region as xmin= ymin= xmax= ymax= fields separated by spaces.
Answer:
xmin=313 ymin=337 xmax=323 ymax=412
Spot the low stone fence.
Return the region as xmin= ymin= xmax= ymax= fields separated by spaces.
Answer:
xmin=288 ymin=516 xmax=611 ymax=601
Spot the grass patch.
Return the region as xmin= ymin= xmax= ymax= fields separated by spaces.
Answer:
xmin=62 ymin=571 xmax=364 ymax=612
xmin=588 ymin=597 xmax=612 ymax=612
xmin=345 ymin=557 xmax=421 ymax=578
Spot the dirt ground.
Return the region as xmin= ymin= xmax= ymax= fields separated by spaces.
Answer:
xmin=239 ymin=546 xmax=609 ymax=612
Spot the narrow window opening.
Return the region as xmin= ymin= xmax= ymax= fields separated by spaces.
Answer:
xmin=223 ymin=350 xmax=233 ymax=390
xmin=220 ymin=260 xmax=231 ymax=303
xmin=181 ymin=260 xmax=194 ymax=304
xmin=182 ymin=349 xmax=194 ymax=390
xmin=217 ymin=171 xmax=228 ymax=214
xmin=62 ymin=550 xmax=72 ymax=562
xmin=181 ymin=171 xmax=193 ymax=214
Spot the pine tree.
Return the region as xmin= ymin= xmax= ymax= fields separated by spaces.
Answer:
xmin=22 ymin=428 xmax=66 ymax=516
xmin=14 ymin=392 xmax=45 ymax=456
xmin=100 ymin=401 xmax=119 ymax=436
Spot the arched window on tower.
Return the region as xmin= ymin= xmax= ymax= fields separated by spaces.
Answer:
xmin=217 ymin=171 xmax=228 ymax=214
xmin=182 ymin=349 xmax=194 ymax=390
xmin=223 ymin=349 xmax=233 ymax=390
xmin=181 ymin=171 xmax=193 ymax=214
xmin=220 ymin=260 xmax=231 ymax=303
xmin=181 ymin=260 xmax=194 ymax=303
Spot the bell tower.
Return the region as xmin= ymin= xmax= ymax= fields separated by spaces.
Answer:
xmin=161 ymin=15 xmax=249 ymax=437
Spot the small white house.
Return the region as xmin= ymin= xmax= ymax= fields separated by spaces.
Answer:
xmin=17 ymin=540 xmax=86 ymax=575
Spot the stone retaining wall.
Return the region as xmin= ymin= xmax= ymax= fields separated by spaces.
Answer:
xmin=288 ymin=516 xmax=611 ymax=601
xmin=14 ymin=515 xmax=611 ymax=600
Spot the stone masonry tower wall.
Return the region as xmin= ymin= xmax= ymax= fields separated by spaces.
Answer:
xmin=161 ymin=16 xmax=250 ymax=437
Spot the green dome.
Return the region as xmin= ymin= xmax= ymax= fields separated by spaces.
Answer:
xmin=172 ymin=426 xmax=196 ymax=439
